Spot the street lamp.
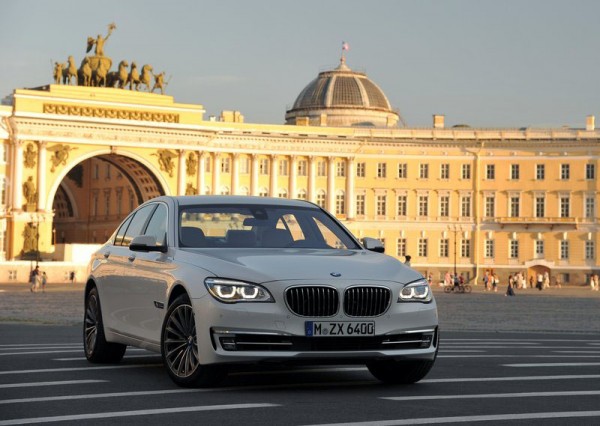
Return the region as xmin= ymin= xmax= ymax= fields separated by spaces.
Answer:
xmin=448 ymin=224 xmax=463 ymax=279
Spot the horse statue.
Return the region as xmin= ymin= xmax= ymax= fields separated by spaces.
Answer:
xmin=151 ymin=71 xmax=167 ymax=95
xmin=139 ymin=64 xmax=153 ymax=91
xmin=94 ymin=61 xmax=109 ymax=87
xmin=79 ymin=58 xmax=92 ymax=87
xmin=62 ymin=56 xmax=78 ymax=85
xmin=106 ymin=60 xmax=128 ymax=88
xmin=128 ymin=62 xmax=140 ymax=90
xmin=53 ymin=61 xmax=65 ymax=84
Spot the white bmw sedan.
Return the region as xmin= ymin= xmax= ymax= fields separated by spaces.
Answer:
xmin=84 ymin=196 xmax=438 ymax=387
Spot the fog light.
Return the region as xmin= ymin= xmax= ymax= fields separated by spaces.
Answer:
xmin=220 ymin=337 xmax=237 ymax=351
xmin=421 ymin=333 xmax=433 ymax=348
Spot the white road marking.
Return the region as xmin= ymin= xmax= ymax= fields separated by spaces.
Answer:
xmin=422 ymin=374 xmax=600 ymax=383
xmin=504 ymin=362 xmax=600 ymax=367
xmin=381 ymin=390 xmax=600 ymax=401
xmin=0 ymin=350 xmax=84 ymax=356
xmin=0 ymin=364 xmax=162 ymax=375
xmin=0 ymin=403 xmax=279 ymax=425
xmin=553 ymin=351 xmax=600 ymax=354
xmin=0 ymin=343 xmax=79 ymax=348
xmin=0 ymin=346 xmax=81 ymax=351
xmin=439 ymin=346 xmax=600 ymax=349
xmin=53 ymin=354 xmax=159 ymax=361
xmin=444 ymin=339 xmax=600 ymax=342
xmin=439 ymin=355 xmax=600 ymax=358
xmin=0 ymin=380 xmax=106 ymax=389
xmin=302 ymin=410 xmax=600 ymax=425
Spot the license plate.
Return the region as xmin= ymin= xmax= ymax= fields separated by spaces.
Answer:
xmin=305 ymin=321 xmax=375 ymax=337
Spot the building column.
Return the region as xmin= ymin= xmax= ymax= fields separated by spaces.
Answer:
xmin=37 ymin=141 xmax=47 ymax=211
xmin=12 ymin=140 xmax=24 ymax=211
xmin=177 ymin=149 xmax=186 ymax=195
xmin=308 ymin=156 xmax=316 ymax=202
xmin=231 ymin=153 xmax=239 ymax=195
xmin=289 ymin=155 xmax=297 ymax=199
xmin=346 ymin=156 xmax=355 ymax=219
xmin=212 ymin=153 xmax=220 ymax=195
xmin=251 ymin=154 xmax=259 ymax=196
xmin=197 ymin=152 xmax=205 ymax=194
xmin=327 ymin=156 xmax=336 ymax=212
xmin=270 ymin=155 xmax=278 ymax=197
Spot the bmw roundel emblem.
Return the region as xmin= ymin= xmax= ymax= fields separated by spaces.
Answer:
xmin=330 ymin=272 xmax=342 ymax=277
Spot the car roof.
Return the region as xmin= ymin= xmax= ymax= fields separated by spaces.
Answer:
xmin=149 ymin=195 xmax=319 ymax=209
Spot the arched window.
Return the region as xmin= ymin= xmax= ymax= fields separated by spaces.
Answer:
xmin=278 ymin=188 xmax=288 ymax=198
xmin=239 ymin=186 xmax=249 ymax=196
xmin=335 ymin=190 xmax=345 ymax=215
xmin=220 ymin=186 xmax=230 ymax=195
xmin=296 ymin=189 xmax=307 ymax=200
xmin=316 ymin=189 xmax=326 ymax=208
xmin=259 ymin=187 xmax=268 ymax=197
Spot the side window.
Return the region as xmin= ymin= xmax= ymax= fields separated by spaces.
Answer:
xmin=121 ymin=205 xmax=156 ymax=246
xmin=113 ymin=215 xmax=134 ymax=246
xmin=144 ymin=204 xmax=168 ymax=246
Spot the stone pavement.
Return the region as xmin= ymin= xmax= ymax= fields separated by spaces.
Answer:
xmin=0 ymin=281 xmax=598 ymax=333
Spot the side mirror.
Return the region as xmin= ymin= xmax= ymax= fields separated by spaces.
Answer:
xmin=129 ymin=235 xmax=168 ymax=253
xmin=362 ymin=237 xmax=385 ymax=253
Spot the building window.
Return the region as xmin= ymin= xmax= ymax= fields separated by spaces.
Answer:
xmin=279 ymin=159 xmax=289 ymax=176
xmin=586 ymin=164 xmax=595 ymax=180
xmin=486 ymin=164 xmax=495 ymax=180
xmin=396 ymin=238 xmax=406 ymax=257
xmin=221 ymin=186 xmax=231 ymax=195
xmin=461 ymin=239 xmax=471 ymax=258
xmin=461 ymin=196 xmax=472 ymax=218
xmin=221 ymin=157 xmax=231 ymax=173
xmin=396 ymin=195 xmax=407 ymax=216
xmin=297 ymin=160 xmax=307 ymax=176
xmin=259 ymin=159 xmax=269 ymax=175
xmin=560 ymin=240 xmax=569 ymax=260
xmin=561 ymin=164 xmax=570 ymax=180
xmin=536 ymin=164 xmax=545 ymax=180
xmin=335 ymin=191 xmax=345 ymax=215
xmin=535 ymin=240 xmax=544 ymax=258
xmin=105 ymin=163 xmax=111 ymax=179
xmin=356 ymin=162 xmax=366 ymax=178
xmin=510 ymin=196 xmax=520 ymax=217
xmin=317 ymin=161 xmax=326 ymax=177
xmin=239 ymin=157 xmax=250 ymax=174
xmin=356 ymin=194 xmax=365 ymax=215
xmin=440 ymin=195 xmax=449 ymax=217
xmin=418 ymin=195 xmax=428 ymax=217
xmin=397 ymin=163 xmax=407 ymax=179
xmin=439 ymin=239 xmax=449 ymax=257
xmin=560 ymin=195 xmax=570 ymax=218
xmin=462 ymin=164 xmax=471 ymax=179
xmin=440 ymin=164 xmax=450 ymax=179
xmin=277 ymin=188 xmax=287 ymax=198
xmin=296 ymin=189 xmax=307 ymax=200
xmin=0 ymin=178 xmax=6 ymax=206
xmin=316 ymin=190 xmax=326 ymax=208
xmin=376 ymin=195 xmax=387 ymax=216
xmin=485 ymin=196 xmax=495 ymax=218
xmin=585 ymin=241 xmax=595 ymax=260
xmin=336 ymin=162 xmax=346 ymax=177
xmin=585 ymin=196 xmax=595 ymax=219
xmin=484 ymin=239 xmax=495 ymax=258
xmin=377 ymin=163 xmax=387 ymax=178
xmin=93 ymin=163 xmax=100 ymax=180
xmin=510 ymin=240 xmax=519 ymax=259
xmin=259 ymin=187 xmax=268 ymax=197
xmin=510 ymin=164 xmax=520 ymax=180
xmin=418 ymin=238 xmax=428 ymax=257
xmin=535 ymin=196 xmax=545 ymax=218
xmin=419 ymin=164 xmax=429 ymax=179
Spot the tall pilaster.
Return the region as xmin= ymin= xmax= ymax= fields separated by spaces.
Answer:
xmin=346 ymin=157 xmax=355 ymax=219
xmin=270 ymin=155 xmax=278 ymax=197
xmin=327 ymin=156 xmax=336 ymax=211
xmin=212 ymin=153 xmax=220 ymax=195
xmin=308 ymin=156 xmax=316 ymax=202
xmin=289 ymin=155 xmax=297 ymax=199
xmin=177 ymin=149 xmax=186 ymax=195
xmin=197 ymin=152 xmax=205 ymax=194
xmin=251 ymin=154 xmax=259 ymax=196
xmin=37 ymin=141 xmax=47 ymax=211
xmin=231 ymin=153 xmax=239 ymax=195
xmin=12 ymin=140 xmax=24 ymax=211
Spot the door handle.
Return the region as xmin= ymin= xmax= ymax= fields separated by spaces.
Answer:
xmin=128 ymin=255 xmax=136 ymax=262
xmin=103 ymin=251 xmax=110 ymax=259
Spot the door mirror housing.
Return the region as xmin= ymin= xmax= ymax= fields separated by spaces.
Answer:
xmin=129 ymin=235 xmax=168 ymax=253
xmin=363 ymin=237 xmax=385 ymax=253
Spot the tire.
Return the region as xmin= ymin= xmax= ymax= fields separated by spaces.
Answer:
xmin=444 ymin=286 xmax=451 ymax=293
xmin=464 ymin=285 xmax=472 ymax=294
xmin=367 ymin=330 xmax=439 ymax=384
xmin=84 ymin=286 xmax=126 ymax=363
xmin=161 ymin=294 xmax=225 ymax=387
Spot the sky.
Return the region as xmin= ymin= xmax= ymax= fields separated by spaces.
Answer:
xmin=1 ymin=0 xmax=599 ymax=129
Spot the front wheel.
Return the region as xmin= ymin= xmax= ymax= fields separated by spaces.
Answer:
xmin=444 ymin=286 xmax=451 ymax=293
xmin=84 ymin=286 xmax=126 ymax=363
xmin=161 ymin=294 xmax=225 ymax=387
xmin=463 ymin=285 xmax=472 ymax=293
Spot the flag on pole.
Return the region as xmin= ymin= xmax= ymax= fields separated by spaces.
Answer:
xmin=342 ymin=41 xmax=350 ymax=51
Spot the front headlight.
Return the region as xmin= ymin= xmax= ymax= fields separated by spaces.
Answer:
xmin=205 ymin=278 xmax=274 ymax=303
xmin=398 ymin=279 xmax=432 ymax=303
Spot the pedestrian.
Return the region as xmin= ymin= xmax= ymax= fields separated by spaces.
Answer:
xmin=29 ymin=266 xmax=40 ymax=293
xmin=536 ymin=273 xmax=543 ymax=291
xmin=41 ymin=272 xmax=48 ymax=293
xmin=543 ymin=271 xmax=550 ymax=289
xmin=506 ymin=274 xmax=515 ymax=296
xmin=404 ymin=255 xmax=411 ymax=267
xmin=444 ymin=271 xmax=451 ymax=288
xmin=555 ymin=274 xmax=561 ymax=289
xmin=69 ymin=271 xmax=76 ymax=284
xmin=591 ymin=274 xmax=597 ymax=291
xmin=483 ymin=271 xmax=489 ymax=291
xmin=492 ymin=273 xmax=498 ymax=292
xmin=594 ymin=274 xmax=599 ymax=291
xmin=529 ymin=275 xmax=534 ymax=289
xmin=427 ymin=272 xmax=433 ymax=287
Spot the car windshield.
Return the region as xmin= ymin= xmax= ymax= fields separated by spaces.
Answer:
xmin=179 ymin=204 xmax=360 ymax=249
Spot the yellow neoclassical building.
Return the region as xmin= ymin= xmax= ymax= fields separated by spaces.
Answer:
xmin=1 ymin=55 xmax=599 ymax=286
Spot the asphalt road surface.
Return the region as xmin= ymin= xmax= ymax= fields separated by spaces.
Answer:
xmin=1 ymin=286 xmax=599 ymax=425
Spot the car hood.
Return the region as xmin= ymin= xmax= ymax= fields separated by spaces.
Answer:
xmin=176 ymin=248 xmax=422 ymax=284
